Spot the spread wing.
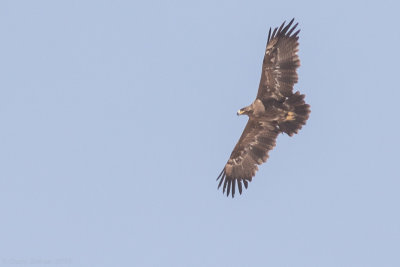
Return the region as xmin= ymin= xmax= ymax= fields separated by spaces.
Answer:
xmin=217 ymin=118 xmax=280 ymax=197
xmin=257 ymin=18 xmax=300 ymax=100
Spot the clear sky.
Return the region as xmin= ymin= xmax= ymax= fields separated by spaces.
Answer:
xmin=1 ymin=0 xmax=400 ymax=266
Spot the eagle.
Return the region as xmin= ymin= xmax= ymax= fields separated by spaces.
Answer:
xmin=217 ymin=19 xmax=310 ymax=198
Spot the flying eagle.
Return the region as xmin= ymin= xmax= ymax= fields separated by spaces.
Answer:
xmin=217 ymin=19 xmax=310 ymax=198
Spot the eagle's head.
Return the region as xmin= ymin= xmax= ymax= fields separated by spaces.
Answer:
xmin=237 ymin=100 xmax=265 ymax=117
xmin=237 ymin=105 xmax=253 ymax=116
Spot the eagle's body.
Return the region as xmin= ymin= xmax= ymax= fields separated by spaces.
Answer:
xmin=217 ymin=19 xmax=310 ymax=197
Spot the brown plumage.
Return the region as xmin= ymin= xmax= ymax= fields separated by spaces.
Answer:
xmin=217 ymin=19 xmax=310 ymax=198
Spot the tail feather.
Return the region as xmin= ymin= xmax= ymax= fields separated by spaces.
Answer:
xmin=279 ymin=91 xmax=310 ymax=136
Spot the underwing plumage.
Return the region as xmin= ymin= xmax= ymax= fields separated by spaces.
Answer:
xmin=217 ymin=19 xmax=310 ymax=198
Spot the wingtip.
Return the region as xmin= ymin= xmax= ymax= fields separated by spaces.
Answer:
xmin=217 ymin=174 xmax=225 ymax=189
xmin=232 ymin=179 xmax=236 ymax=198
xmin=292 ymin=29 xmax=300 ymax=38
xmin=216 ymin=168 xmax=224 ymax=181
xmin=217 ymin=168 xmax=255 ymax=198
xmin=271 ymin=27 xmax=278 ymax=40
xmin=268 ymin=18 xmax=299 ymax=42
xmin=223 ymin=178 xmax=228 ymax=194
xmin=238 ymin=180 xmax=243 ymax=195
xmin=267 ymin=27 xmax=271 ymax=42
xmin=243 ymin=179 xmax=248 ymax=189
xmin=277 ymin=20 xmax=286 ymax=34
xmin=227 ymin=180 xmax=231 ymax=197
xmin=281 ymin=18 xmax=295 ymax=34
xmin=287 ymin=22 xmax=299 ymax=36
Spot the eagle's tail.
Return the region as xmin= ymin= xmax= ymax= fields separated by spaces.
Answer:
xmin=279 ymin=91 xmax=310 ymax=136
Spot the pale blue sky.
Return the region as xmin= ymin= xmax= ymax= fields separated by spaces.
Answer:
xmin=1 ymin=0 xmax=400 ymax=266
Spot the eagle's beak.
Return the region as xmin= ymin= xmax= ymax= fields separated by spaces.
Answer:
xmin=237 ymin=109 xmax=244 ymax=116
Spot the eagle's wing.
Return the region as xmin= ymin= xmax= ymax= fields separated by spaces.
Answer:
xmin=257 ymin=18 xmax=300 ymax=100
xmin=217 ymin=118 xmax=279 ymax=197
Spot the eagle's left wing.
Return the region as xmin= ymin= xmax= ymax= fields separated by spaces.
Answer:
xmin=257 ymin=18 xmax=301 ymax=101
xmin=217 ymin=118 xmax=279 ymax=197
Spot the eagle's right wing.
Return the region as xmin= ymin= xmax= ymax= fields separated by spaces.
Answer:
xmin=217 ymin=118 xmax=279 ymax=197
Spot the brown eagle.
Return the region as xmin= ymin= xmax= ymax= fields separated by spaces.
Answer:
xmin=217 ymin=19 xmax=310 ymax=198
